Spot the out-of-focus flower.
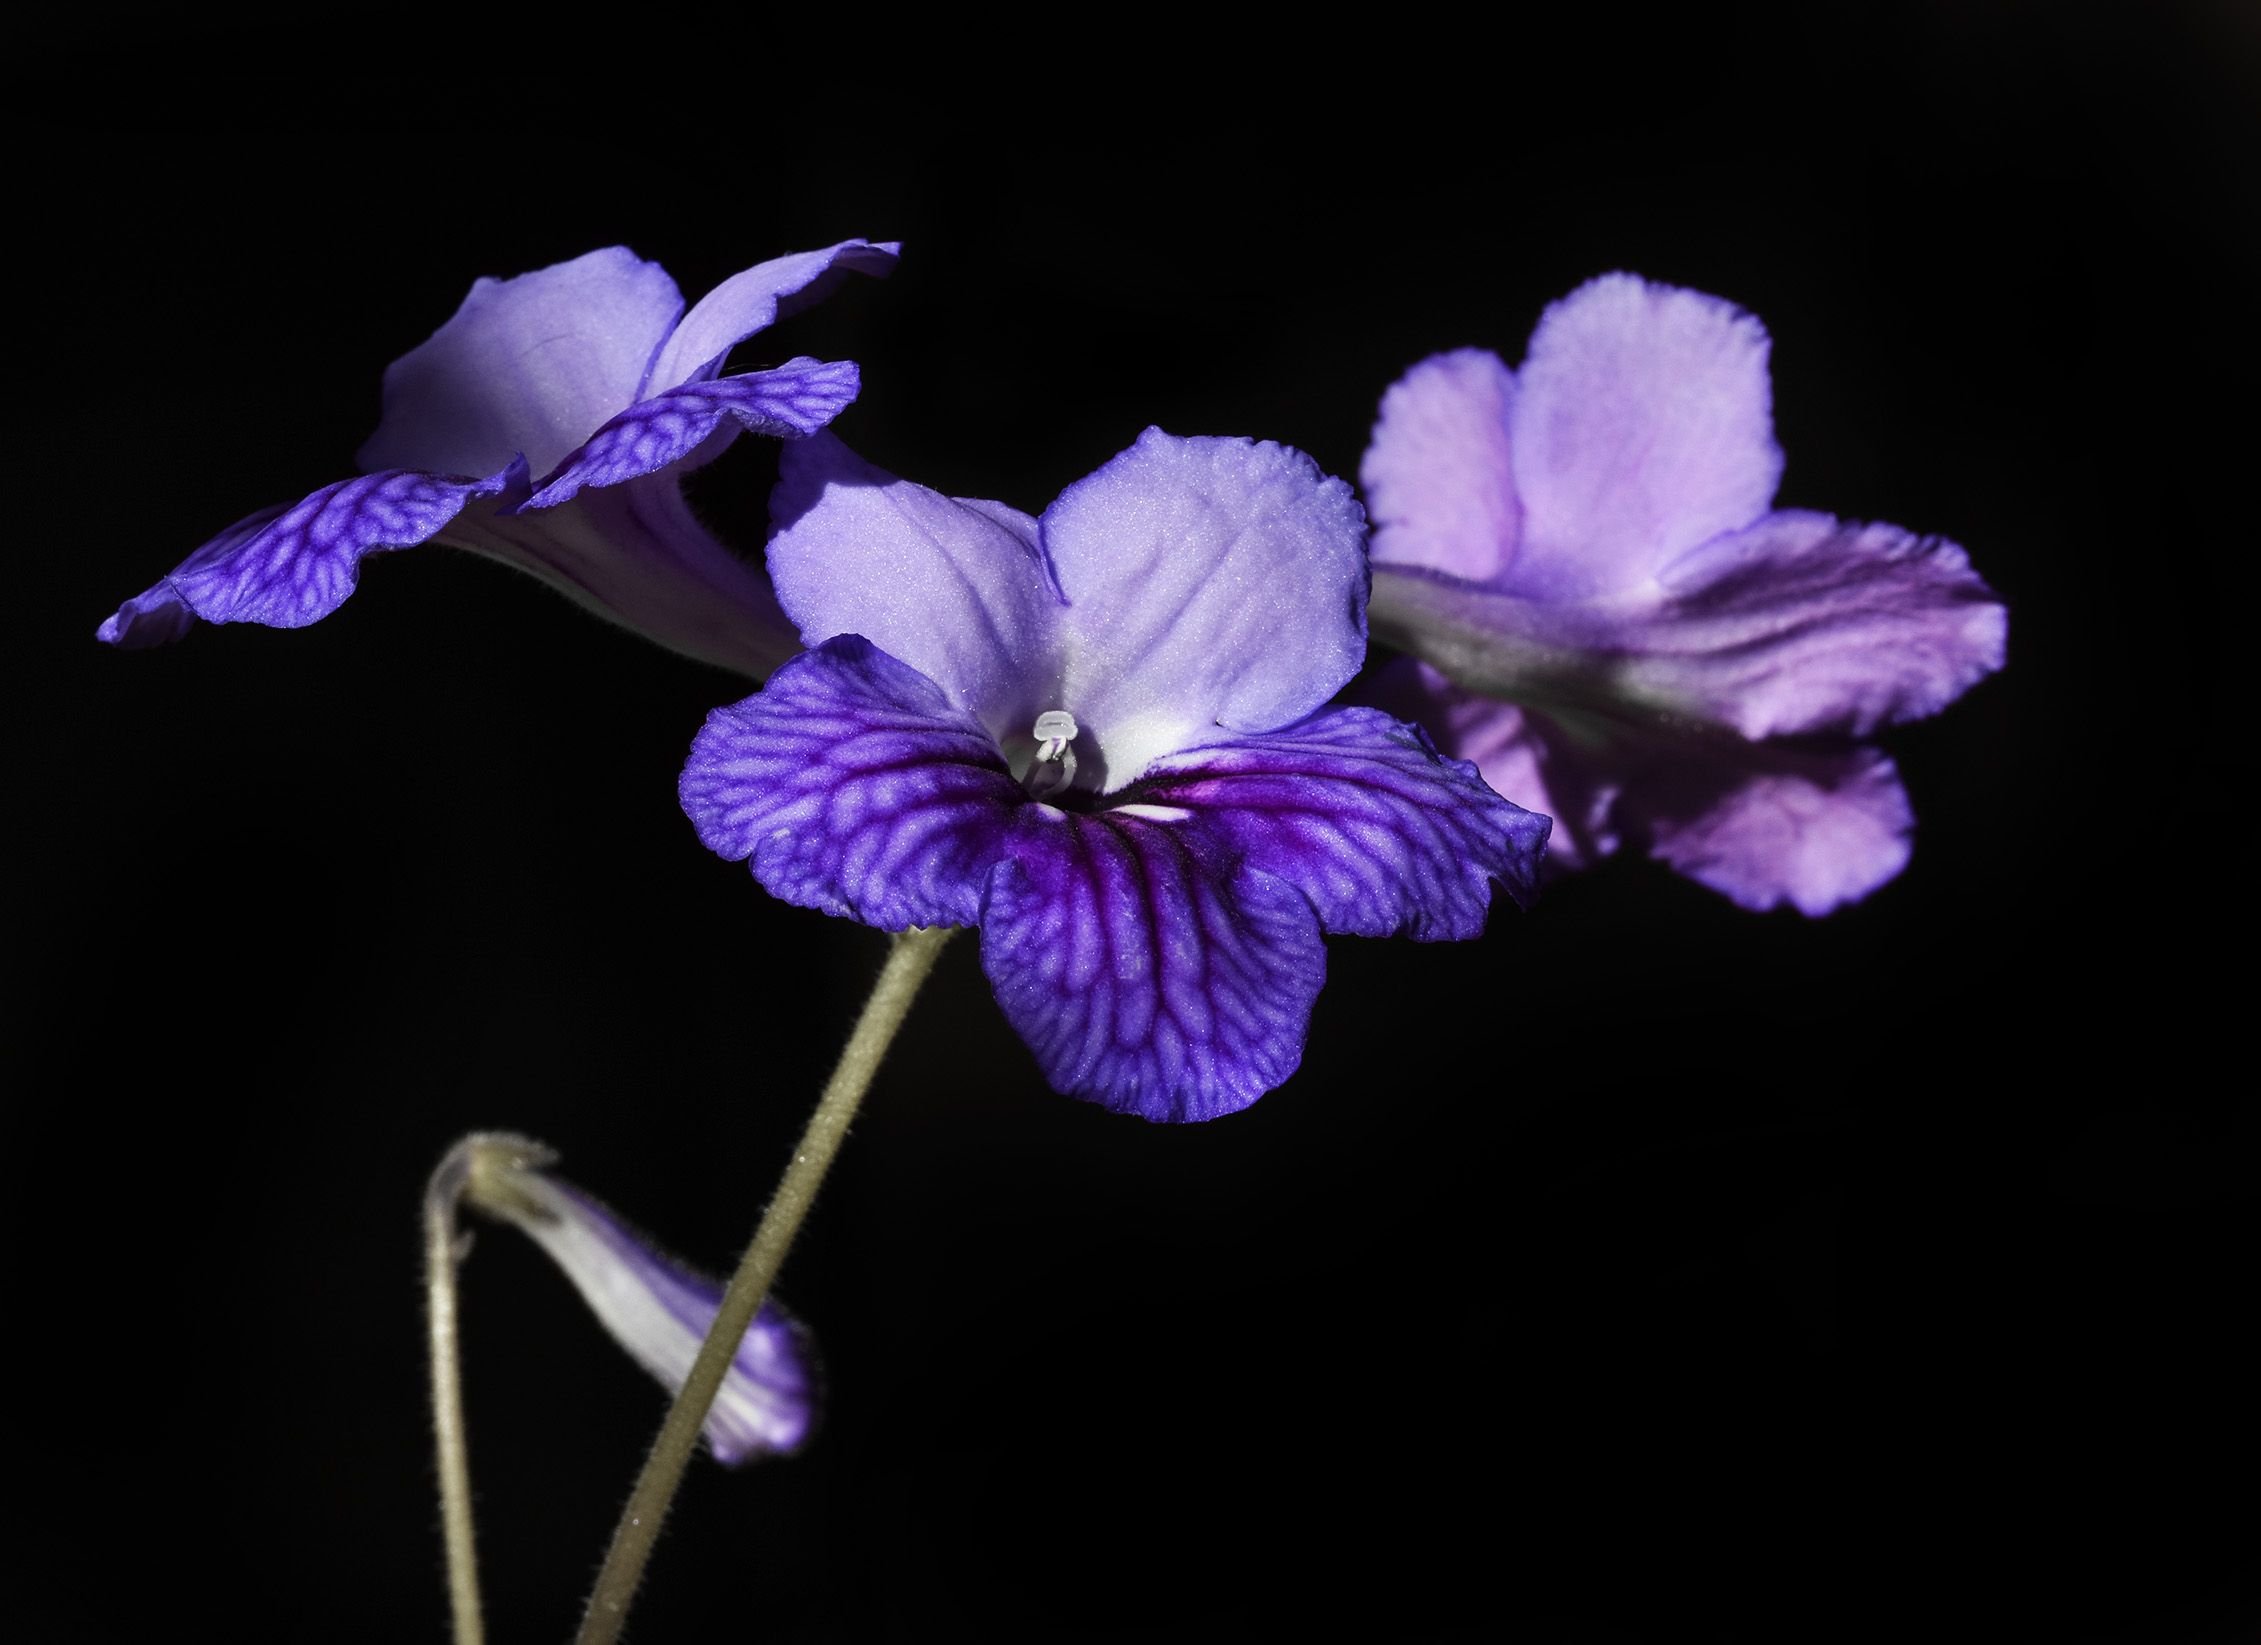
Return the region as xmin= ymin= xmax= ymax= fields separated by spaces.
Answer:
xmin=1360 ymin=274 xmax=2005 ymax=914
xmin=100 ymin=241 xmax=896 ymax=676
xmin=679 ymin=430 xmax=1549 ymax=1122
xmin=461 ymin=1136 xmax=816 ymax=1463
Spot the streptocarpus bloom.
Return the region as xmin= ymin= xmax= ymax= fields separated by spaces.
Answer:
xmin=100 ymin=240 xmax=896 ymax=676
xmin=680 ymin=430 xmax=1550 ymax=1122
xmin=1361 ymin=274 xmax=2006 ymax=915
xmin=462 ymin=1135 xmax=817 ymax=1463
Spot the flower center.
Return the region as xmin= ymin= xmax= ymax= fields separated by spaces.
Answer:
xmin=1023 ymin=709 xmax=1080 ymax=801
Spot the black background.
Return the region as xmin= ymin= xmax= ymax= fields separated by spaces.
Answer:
xmin=13 ymin=7 xmax=2251 ymax=1641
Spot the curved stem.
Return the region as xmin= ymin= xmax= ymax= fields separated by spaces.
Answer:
xmin=576 ymin=924 xmax=957 ymax=1645
xmin=425 ymin=1140 xmax=488 ymax=1645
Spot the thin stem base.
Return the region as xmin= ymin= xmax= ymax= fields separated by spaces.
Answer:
xmin=576 ymin=924 xmax=956 ymax=1645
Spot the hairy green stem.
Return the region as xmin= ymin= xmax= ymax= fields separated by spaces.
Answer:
xmin=576 ymin=924 xmax=957 ymax=1644
xmin=424 ymin=1140 xmax=488 ymax=1645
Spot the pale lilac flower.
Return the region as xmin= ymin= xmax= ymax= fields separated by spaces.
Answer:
xmin=679 ymin=431 xmax=1549 ymax=1122
xmin=463 ymin=1137 xmax=817 ymax=1462
xmin=1361 ymin=274 xmax=2006 ymax=915
xmin=100 ymin=241 xmax=896 ymax=676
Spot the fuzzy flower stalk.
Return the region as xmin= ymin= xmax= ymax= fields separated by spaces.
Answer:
xmin=423 ymin=1134 xmax=819 ymax=1645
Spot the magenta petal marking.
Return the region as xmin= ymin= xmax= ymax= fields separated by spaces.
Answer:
xmin=680 ymin=637 xmax=1022 ymax=930
xmin=981 ymin=813 xmax=1325 ymax=1123
xmin=526 ymin=359 xmax=860 ymax=510
xmin=99 ymin=466 xmax=520 ymax=643
xmin=1132 ymin=707 xmax=1550 ymax=940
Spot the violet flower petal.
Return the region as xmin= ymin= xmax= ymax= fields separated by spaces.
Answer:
xmin=767 ymin=434 xmax=1062 ymax=741
xmin=525 ymin=358 xmax=863 ymax=509
xmin=357 ymin=247 xmax=687 ymax=484
xmin=980 ymin=812 xmax=1326 ymax=1123
xmin=98 ymin=503 xmax=287 ymax=647
xmin=1368 ymin=508 xmax=2006 ymax=743
xmin=1639 ymin=740 xmax=1915 ymax=916
xmin=98 ymin=466 xmax=523 ymax=641
xmin=1361 ymin=347 xmax=1524 ymax=584
xmin=1369 ymin=658 xmax=1913 ymax=912
xmin=1359 ymin=657 xmax=1622 ymax=871
xmin=680 ymin=637 xmax=1022 ymax=930
xmin=473 ymin=1159 xmax=816 ymax=1464
xmin=1039 ymin=429 xmax=1369 ymax=788
xmin=1128 ymin=706 xmax=1550 ymax=940
xmin=647 ymin=238 xmax=900 ymax=392
xmin=1644 ymin=509 xmax=2009 ymax=739
xmin=1504 ymin=274 xmax=1782 ymax=600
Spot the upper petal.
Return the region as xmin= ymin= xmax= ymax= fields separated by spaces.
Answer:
xmin=646 ymin=239 xmax=900 ymax=393
xmin=1041 ymin=430 xmax=1369 ymax=788
xmin=980 ymin=811 xmax=1326 ymax=1123
xmin=1361 ymin=348 xmax=1523 ymax=584
xmin=357 ymin=247 xmax=686 ymax=484
xmin=1128 ymin=705 xmax=1550 ymax=941
xmin=1505 ymin=274 xmax=1782 ymax=600
xmin=767 ymin=434 xmax=1063 ymax=742
xmin=679 ymin=636 xmax=1023 ymax=930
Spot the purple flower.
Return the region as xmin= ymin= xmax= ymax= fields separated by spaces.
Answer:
xmin=1358 ymin=273 xmax=2007 ymax=915
xmin=679 ymin=430 xmax=1550 ymax=1122
xmin=100 ymin=241 xmax=896 ymax=676
xmin=464 ymin=1137 xmax=817 ymax=1463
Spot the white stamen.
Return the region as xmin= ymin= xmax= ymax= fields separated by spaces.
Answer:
xmin=1033 ymin=709 xmax=1078 ymax=758
xmin=1026 ymin=709 xmax=1080 ymax=799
